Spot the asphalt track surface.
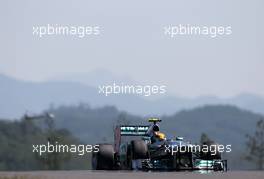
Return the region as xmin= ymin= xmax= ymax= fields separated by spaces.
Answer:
xmin=0 ymin=171 xmax=264 ymax=179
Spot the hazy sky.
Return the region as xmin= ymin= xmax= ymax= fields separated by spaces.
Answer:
xmin=0 ymin=0 xmax=263 ymax=97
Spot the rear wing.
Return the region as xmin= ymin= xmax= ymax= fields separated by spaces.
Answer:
xmin=120 ymin=125 xmax=149 ymax=136
xmin=114 ymin=125 xmax=149 ymax=152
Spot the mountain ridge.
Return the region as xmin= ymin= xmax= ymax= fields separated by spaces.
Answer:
xmin=1 ymin=73 xmax=264 ymax=118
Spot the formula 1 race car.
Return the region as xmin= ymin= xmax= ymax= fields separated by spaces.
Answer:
xmin=92 ymin=118 xmax=227 ymax=171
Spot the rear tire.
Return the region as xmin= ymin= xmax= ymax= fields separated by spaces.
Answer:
xmin=131 ymin=140 xmax=148 ymax=159
xmin=92 ymin=144 xmax=115 ymax=170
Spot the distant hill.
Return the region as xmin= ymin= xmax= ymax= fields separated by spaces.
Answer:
xmin=52 ymin=69 xmax=136 ymax=87
xmin=49 ymin=104 xmax=261 ymax=145
xmin=1 ymin=74 xmax=264 ymax=118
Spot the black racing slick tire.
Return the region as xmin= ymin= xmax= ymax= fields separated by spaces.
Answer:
xmin=92 ymin=144 xmax=115 ymax=170
xmin=131 ymin=140 xmax=148 ymax=159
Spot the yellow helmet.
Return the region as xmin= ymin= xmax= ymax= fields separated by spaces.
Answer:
xmin=155 ymin=132 xmax=166 ymax=140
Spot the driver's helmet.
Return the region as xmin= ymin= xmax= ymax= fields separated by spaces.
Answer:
xmin=152 ymin=124 xmax=160 ymax=132
xmin=154 ymin=131 xmax=166 ymax=141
